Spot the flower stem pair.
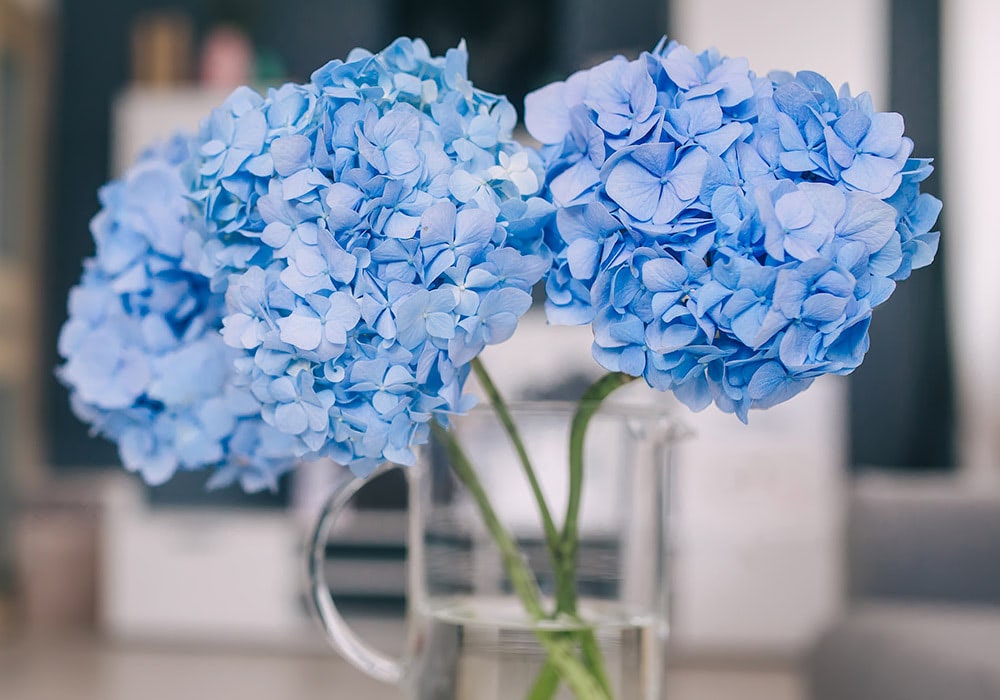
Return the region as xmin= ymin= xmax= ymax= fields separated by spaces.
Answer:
xmin=466 ymin=358 xmax=635 ymax=698
xmin=430 ymin=421 xmax=608 ymax=699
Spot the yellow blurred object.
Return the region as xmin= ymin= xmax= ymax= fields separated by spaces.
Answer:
xmin=0 ymin=0 xmax=53 ymax=604
xmin=130 ymin=10 xmax=194 ymax=86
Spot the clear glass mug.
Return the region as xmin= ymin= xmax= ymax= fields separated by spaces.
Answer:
xmin=308 ymin=402 xmax=679 ymax=699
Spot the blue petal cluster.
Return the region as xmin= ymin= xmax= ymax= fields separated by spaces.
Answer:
xmin=193 ymin=38 xmax=551 ymax=476
xmin=527 ymin=38 xmax=941 ymax=420
xmin=58 ymin=136 xmax=297 ymax=491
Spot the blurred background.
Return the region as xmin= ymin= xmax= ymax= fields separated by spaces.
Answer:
xmin=0 ymin=0 xmax=996 ymax=698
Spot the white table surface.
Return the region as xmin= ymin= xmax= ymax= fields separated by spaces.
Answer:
xmin=0 ymin=635 xmax=803 ymax=700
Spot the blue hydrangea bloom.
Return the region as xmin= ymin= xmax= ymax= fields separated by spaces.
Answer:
xmin=195 ymin=38 xmax=551 ymax=476
xmin=58 ymin=135 xmax=297 ymax=491
xmin=527 ymin=38 xmax=941 ymax=421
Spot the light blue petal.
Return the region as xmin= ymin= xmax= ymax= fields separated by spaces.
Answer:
xmin=271 ymin=135 xmax=312 ymax=176
xmin=524 ymin=81 xmax=570 ymax=144
xmin=278 ymin=311 xmax=323 ymax=350
xmin=273 ymin=402 xmax=309 ymax=435
xmin=641 ymin=256 xmax=686 ymax=292
xmin=425 ymin=312 xmax=456 ymax=339
xmin=605 ymin=159 xmax=660 ymax=221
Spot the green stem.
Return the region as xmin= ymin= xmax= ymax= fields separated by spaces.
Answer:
xmin=579 ymin=630 xmax=614 ymax=698
xmin=531 ymin=623 xmax=613 ymax=700
xmin=548 ymin=372 xmax=638 ymax=699
xmin=526 ymin=659 xmax=562 ymax=700
xmin=557 ymin=372 xmax=637 ymax=615
xmin=431 ymin=421 xmax=609 ymax=700
xmin=473 ymin=358 xmax=613 ymax=700
xmin=471 ymin=358 xmax=563 ymax=570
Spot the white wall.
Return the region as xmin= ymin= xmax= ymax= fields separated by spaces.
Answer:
xmin=672 ymin=0 xmax=889 ymax=107
xmin=668 ymin=0 xmax=890 ymax=655
xmin=942 ymin=0 xmax=1000 ymax=488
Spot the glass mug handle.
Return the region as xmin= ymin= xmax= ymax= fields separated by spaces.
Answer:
xmin=307 ymin=464 xmax=403 ymax=685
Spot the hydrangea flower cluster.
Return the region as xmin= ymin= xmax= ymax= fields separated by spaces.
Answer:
xmin=189 ymin=38 xmax=552 ymax=476
xmin=527 ymin=38 xmax=941 ymax=420
xmin=58 ymin=136 xmax=297 ymax=490
xmin=61 ymin=36 xmax=943 ymax=493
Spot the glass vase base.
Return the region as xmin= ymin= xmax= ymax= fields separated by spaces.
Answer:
xmin=406 ymin=595 xmax=662 ymax=700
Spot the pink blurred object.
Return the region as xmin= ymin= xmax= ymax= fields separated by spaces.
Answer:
xmin=199 ymin=25 xmax=254 ymax=89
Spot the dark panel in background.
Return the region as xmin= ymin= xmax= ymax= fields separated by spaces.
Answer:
xmin=554 ymin=0 xmax=668 ymax=74
xmin=399 ymin=0 xmax=555 ymax=109
xmin=256 ymin=0 xmax=398 ymax=83
xmin=44 ymin=0 xmax=203 ymax=473
xmin=849 ymin=0 xmax=953 ymax=470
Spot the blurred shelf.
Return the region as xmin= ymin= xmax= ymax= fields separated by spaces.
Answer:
xmin=111 ymin=86 xmax=233 ymax=174
xmin=0 ymin=0 xmax=54 ymax=603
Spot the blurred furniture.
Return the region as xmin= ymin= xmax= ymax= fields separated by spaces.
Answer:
xmin=671 ymin=376 xmax=845 ymax=657
xmin=0 ymin=0 xmax=51 ymax=471
xmin=100 ymin=474 xmax=316 ymax=648
xmin=0 ymin=0 xmax=54 ymax=621
xmin=112 ymin=86 xmax=231 ymax=175
xmin=15 ymin=496 xmax=99 ymax=632
xmin=808 ymin=477 xmax=1000 ymax=699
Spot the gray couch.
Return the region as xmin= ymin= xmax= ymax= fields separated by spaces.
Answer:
xmin=808 ymin=480 xmax=1000 ymax=699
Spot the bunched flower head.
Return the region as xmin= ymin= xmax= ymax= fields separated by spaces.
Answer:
xmin=527 ymin=38 xmax=941 ymax=421
xmin=58 ymin=135 xmax=298 ymax=491
xmin=191 ymin=38 xmax=552 ymax=477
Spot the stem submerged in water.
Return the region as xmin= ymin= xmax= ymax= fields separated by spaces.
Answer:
xmin=526 ymin=659 xmax=561 ymax=700
xmin=436 ymin=366 xmax=636 ymax=699
xmin=431 ymin=421 xmax=609 ymax=700
xmin=546 ymin=372 xmax=637 ymax=700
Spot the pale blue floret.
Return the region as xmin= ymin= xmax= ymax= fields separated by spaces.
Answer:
xmin=62 ymin=38 xmax=552 ymax=489
xmin=62 ymin=34 xmax=943 ymax=488
xmin=196 ymin=38 xmax=551 ymax=477
xmin=58 ymin=135 xmax=296 ymax=490
xmin=528 ymin=38 xmax=941 ymax=421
